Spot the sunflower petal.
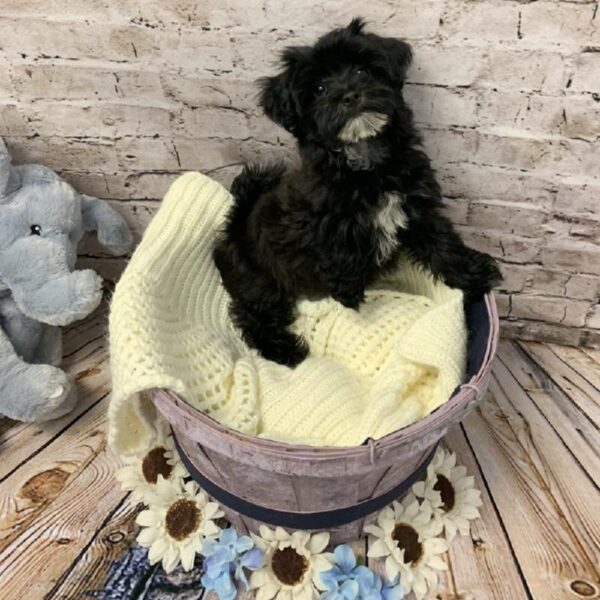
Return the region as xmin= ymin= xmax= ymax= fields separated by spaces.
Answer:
xmin=385 ymin=556 xmax=400 ymax=581
xmin=308 ymin=531 xmax=329 ymax=554
xmin=367 ymin=538 xmax=390 ymax=558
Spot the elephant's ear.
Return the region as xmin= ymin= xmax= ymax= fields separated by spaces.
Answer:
xmin=0 ymin=138 xmax=12 ymax=197
xmin=0 ymin=138 xmax=21 ymax=199
xmin=80 ymin=194 xmax=133 ymax=256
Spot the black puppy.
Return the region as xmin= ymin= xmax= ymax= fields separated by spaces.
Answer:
xmin=214 ymin=18 xmax=501 ymax=366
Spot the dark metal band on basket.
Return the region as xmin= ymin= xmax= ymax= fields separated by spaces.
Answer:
xmin=172 ymin=432 xmax=439 ymax=530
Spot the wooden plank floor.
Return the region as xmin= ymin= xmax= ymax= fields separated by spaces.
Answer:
xmin=0 ymin=305 xmax=599 ymax=600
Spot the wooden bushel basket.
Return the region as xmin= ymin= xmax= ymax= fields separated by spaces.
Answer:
xmin=151 ymin=293 xmax=499 ymax=543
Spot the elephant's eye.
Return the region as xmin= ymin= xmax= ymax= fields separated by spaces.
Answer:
xmin=30 ymin=224 xmax=42 ymax=236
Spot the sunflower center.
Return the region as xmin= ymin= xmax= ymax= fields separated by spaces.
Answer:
xmin=434 ymin=474 xmax=456 ymax=512
xmin=141 ymin=446 xmax=173 ymax=484
xmin=165 ymin=499 xmax=201 ymax=541
xmin=271 ymin=547 xmax=308 ymax=586
xmin=392 ymin=523 xmax=423 ymax=565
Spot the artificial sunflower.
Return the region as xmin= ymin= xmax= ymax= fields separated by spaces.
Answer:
xmin=136 ymin=478 xmax=223 ymax=573
xmin=116 ymin=422 xmax=187 ymax=503
xmin=249 ymin=526 xmax=333 ymax=600
xmin=411 ymin=448 xmax=482 ymax=541
xmin=365 ymin=499 xmax=448 ymax=600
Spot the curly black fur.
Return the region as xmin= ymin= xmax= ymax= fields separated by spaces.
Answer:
xmin=214 ymin=18 xmax=502 ymax=366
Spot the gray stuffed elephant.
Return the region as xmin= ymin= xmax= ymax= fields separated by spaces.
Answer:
xmin=0 ymin=137 xmax=132 ymax=422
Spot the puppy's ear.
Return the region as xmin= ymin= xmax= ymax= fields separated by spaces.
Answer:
xmin=382 ymin=38 xmax=413 ymax=88
xmin=346 ymin=17 xmax=366 ymax=35
xmin=259 ymin=46 xmax=310 ymax=134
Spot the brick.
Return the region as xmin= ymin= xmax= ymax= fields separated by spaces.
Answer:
xmin=440 ymin=197 xmax=469 ymax=225
xmin=157 ymin=28 xmax=245 ymax=75
xmin=564 ymin=274 xmax=599 ymax=301
xmin=440 ymin=1 xmax=519 ymax=45
xmin=0 ymin=104 xmax=33 ymax=136
xmin=570 ymin=53 xmax=600 ymax=93
xmin=115 ymin=137 xmax=181 ymax=172
xmin=3 ymin=136 xmax=119 ymax=171
xmin=583 ymin=329 xmax=600 ymax=348
xmin=118 ymin=0 xmax=269 ymax=30
xmin=553 ymin=179 xmax=600 ymax=216
xmin=498 ymin=264 xmax=533 ymax=293
xmin=467 ymin=199 xmax=547 ymax=235
xmin=176 ymin=106 xmax=251 ymax=139
xmin=477 ymin=92 xmax=597 ymax=139
xmin=456 ymin=226 xmax=542 ymax=263
xmin=408 ymin=45 xmax=484 ymax=87
xmin=26 ymin=103 xmax=174 ymax=138
xmin=587 ymin=305 xmax=600 ymax=329
xmin=160 ymin=75 xmax=258 ymax=111
xmin=0 ymin=0 xmax=114 ymax=20
xmin=474 ymin=134 xmax=597 ymax=178
xmin=520 ymin=2 xmax=600 ymax=49
xmin=438 ymin=162 xmax=556 ymax=208
xmin=264 ymin=1 xmax=444 ymax=40
xmin=420 ymin=128 xmax=478 ymax=167
xmin=0 ymin=18 xmax=158 ymax=63
xmin=561 ymin=96 xmax=600 ymax=140
xmin=404 ymin=86 xmax=478 ymax=128
xmin=542 ymin=240 xmax=600 ymax=275
xmin=60 ymin=171 xmax=130 ymax=200
xmin=10 ymin=64 xmax=164 ymax=103
xmin=545 ymin=214 xmax=600 ymax=244
xmin=501 ymin=319 xmax=584 ymax=347
xmin=499 ymin=265 xmax=598 ymax=301
xmin=495 ymin=292 xmax=511 ymax=318
xmin=0 ymin=59 xmax=14 ymax=99
xmin=510 ymin=295 xmax=590 ymax=327
xmin=529 ymin=268 xmax=572 ymax=297
xmin=478 ymin=50 xmax=568 ymax=93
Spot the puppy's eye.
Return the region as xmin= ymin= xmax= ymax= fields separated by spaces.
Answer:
xmin=356 ymin=67 xmax=368 ymax=76
xmin=314 ymin=83 xmax=327 ymax=96
xmin=30 ymin=224 xmax=42 ymax=236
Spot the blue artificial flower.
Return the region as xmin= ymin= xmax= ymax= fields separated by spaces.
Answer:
xmin=320 ymin=545 xmax=403 ymax=600
xmin=361 ymin=574 xmax=404 ymax=600
xmin=201 ymin=570 xmax=237 ymax=600
xmin=201 ymin=528 xmax=264 ymax=600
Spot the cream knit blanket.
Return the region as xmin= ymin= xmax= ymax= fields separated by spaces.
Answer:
xmin=108 ymin=173 xmax=466 ymax=455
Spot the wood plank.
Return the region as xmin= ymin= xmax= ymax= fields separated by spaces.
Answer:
xmin=46 ymin=496 xmax=142 ymax=599
xmin=443 ymin=426 xmax=531 ymax=600
xmin=462 ymin=367 xmax=600 ymax=599
xmin=519 ymin=342 xmax=600 ymax=421
xmin=546 ymin=343 xmax=600 ymax=392
xmin=0 ymin=397 xmax=126 ymax=598
xmin=498 ymin=341 xmax=600 ymax=477
xmin=581 ymin=347 xmax=600 ymax=366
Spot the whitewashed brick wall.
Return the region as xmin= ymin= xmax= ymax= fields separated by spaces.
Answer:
xmin=0 ymin=0 xmax=598 ymax=347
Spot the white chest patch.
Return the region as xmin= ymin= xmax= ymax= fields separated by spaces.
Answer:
xmin=373 ymin=192 xmax=408 ymax=265
xmin=338 ymin=112 xmax=389 ymax=143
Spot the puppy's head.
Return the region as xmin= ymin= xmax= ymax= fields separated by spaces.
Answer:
xmin=259 ymin=18 xmax=412 ymax=148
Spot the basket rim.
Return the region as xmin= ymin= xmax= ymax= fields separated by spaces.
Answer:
xmin=152 ymin=292 xmax=499 ymax=459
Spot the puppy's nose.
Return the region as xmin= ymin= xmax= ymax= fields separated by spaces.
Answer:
xmin=342 ymin=91 xmax=361 ymax=106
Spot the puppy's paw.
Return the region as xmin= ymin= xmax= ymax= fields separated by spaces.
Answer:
xmin=459 ymin=251 xmax=503 ymax=301
xmin=262 ymin=332 xmax=309 ymax=368
xmin=333 ymin=290 xmax=365 ymax=311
